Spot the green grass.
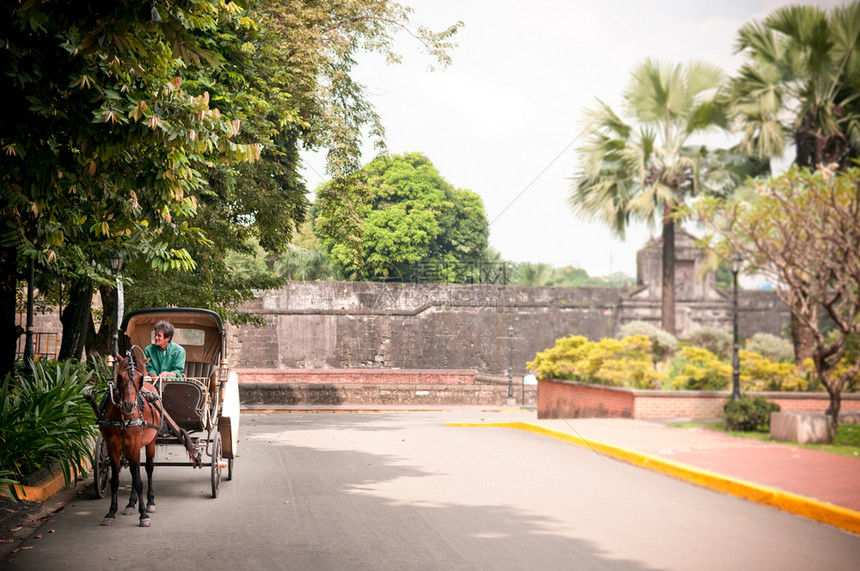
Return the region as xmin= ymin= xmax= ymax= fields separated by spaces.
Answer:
xmin=670 ymin=422 xmax=860 ymax=459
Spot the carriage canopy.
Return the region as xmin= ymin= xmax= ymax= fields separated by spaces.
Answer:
xmin=120 ymin=307 xmax=225 ymax=365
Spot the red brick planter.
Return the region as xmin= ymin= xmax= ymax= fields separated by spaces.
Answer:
xmin=537 ymin=378 xmax=860 ymax=420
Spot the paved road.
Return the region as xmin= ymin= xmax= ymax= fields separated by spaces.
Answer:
xmin=4 ymin=411 xmax=860 ymax=570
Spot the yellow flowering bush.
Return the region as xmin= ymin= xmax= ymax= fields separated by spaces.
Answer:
xmin=669 ymin=346 xmax=731 ymax=390
xmin=527 ymin=335 xmax=591 ymax=382
xmin=740 ymin=350 xmax=807 ymax=391
xmin=528 ymin=335 xmax=663 ymax=389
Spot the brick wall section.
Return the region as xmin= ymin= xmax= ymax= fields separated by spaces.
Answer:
xmin=236 ymin=368 xmax=478 ymax=385
xmin=538 ymin=380 xmax=636 ymax=418
xmin=538 ymin=379 xmax=860 ymax=420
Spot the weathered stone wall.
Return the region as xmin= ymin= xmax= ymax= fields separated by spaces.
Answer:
xmin=230 ymin=282 xmax=624 ymax=374
xmin=226 ymin=281 xmax=789 ymax=374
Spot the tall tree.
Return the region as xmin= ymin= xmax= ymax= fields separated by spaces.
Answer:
xmin=727 ymin=2 xmax=860 ymax=171
xmin=125 ymin=1 xmax=462 ymax=320
xmin=1 ymin=1 xmax=262 ymax=367
xmin=315 ymin=152 xmax=489 ymax=282
xmin=689 ymin=165 xmax=860 ymax=434
xmin=569 ymin=60 xmax=732 ymax=334
xmin=2 ymin=1 xmax=462 ymax=367
xmin=725 ymin=1 xmax=860 ymax=361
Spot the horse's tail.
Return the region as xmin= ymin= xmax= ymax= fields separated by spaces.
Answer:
xmin=179 ymin=428 xmax=198 ymax=468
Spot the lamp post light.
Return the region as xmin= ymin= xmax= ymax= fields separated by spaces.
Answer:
xmin=507 ymin=325 xmax=515 ymax=407
xmin=110 ymin=252 xmax=125 ymax=358
xmin=729 ymin=252 xmax=743 ymax=401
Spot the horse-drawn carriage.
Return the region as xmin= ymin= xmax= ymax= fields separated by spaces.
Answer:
xmin=91 ymin=308 xmax=239 ymax=525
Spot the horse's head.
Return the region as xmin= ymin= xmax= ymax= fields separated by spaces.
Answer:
xmin=115 ymin=352 xmax=148 ymax=416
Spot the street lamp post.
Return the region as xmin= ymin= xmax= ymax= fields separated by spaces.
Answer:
xmin=443 ymin=326 xmax=449 ymax=369
xmin=21 ymin=255 xmax=35 ymax=378
xmin=110 ymin=252 xmax=125 ymax=358
xmin=507 ymin=325 xmax=515 ymax=407
xmin=729 ymin=252 xmax=743 ymax=401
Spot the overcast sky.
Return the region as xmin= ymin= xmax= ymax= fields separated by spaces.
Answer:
xmin=300 ymin=0 xmax=846 ymax=279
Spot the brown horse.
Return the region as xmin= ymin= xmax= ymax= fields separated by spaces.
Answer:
xmin=99 ymin=352 xmax=195 ymax=527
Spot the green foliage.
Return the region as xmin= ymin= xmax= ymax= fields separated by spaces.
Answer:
xmin=724 ymin=396 xmax=781 ymax=432
xmin=739 ymin=350 xmax=807 ymax=391
xmin=618 ymin=321 xmax=677 ymax=360
xmin=528 ymin=334 xmax=663 ymax=389
xmin=512 ymin=264 xmax=633 ymax=287
xmin=679 ymin=327 xmax=732 ymax=361
xmin=726 ymin=2 xmax=860 ymax=169
xmin=714 ymin=261 xmax=732 ymax=290
xmin=2 ymin=0 xmax=462 ymax=366
xmin=668 ymin=346 xmax=731 ymax=390
xmin=274 ymin=247 xmax=339 ymax=282
xmin=0 ymin=361 xmax=100 ymax=500
xmin=747 ymin=333 xmax=794 ymax=364
xmin=315 ymin=153 xmax=489 ymax=282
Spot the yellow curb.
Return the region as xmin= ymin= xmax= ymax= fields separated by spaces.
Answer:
xmin=1 ymin=461 xmax=91 ymax=503
xmin=447 ymin=421 xmax=860 ymax=536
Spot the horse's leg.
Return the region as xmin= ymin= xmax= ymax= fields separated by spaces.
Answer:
xmin=123 ymin=438 xmax=139 ymax=516
xmin=127 ymin=460 xmax=150 ymax=527
xmin=123 ymin=467 xmax=139 ymax=516
xmin=102 ymin=444 xmax=121 ymax=526
xmin=144 ymin=439 xmax=156 ymax=513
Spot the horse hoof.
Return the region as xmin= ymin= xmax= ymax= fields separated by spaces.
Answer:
xmin=146 ymin=504 xmax=157 ymax=514
xmin=101 ymin=518 xmax=115 ymax=526
xmin=139 ymin=519 xmax=151 ymax=528
xmin=123 ymin=507 xmax=135 ymax=516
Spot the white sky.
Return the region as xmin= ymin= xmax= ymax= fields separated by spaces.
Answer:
xmin=300 ymin=0 xmax=847 ymax=279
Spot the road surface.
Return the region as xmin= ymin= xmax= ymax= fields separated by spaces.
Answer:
xmin=4 ymin=411 xmax=859 ymax=570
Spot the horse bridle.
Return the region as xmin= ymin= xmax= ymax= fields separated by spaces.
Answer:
xmin=101 ymin=349 xmax=160 ymax=431
xmin=108 ymin=350 xmax=141 ymax=414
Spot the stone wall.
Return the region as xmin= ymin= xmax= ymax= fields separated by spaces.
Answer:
xmin=226 ymin=280 xmax=789 ymax=375
xmin=24 ymin=279 xmax=790 ymax=375
xmin=229 ymin=282 xmax=625 ymax=374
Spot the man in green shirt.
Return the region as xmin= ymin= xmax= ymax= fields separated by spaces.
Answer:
xmin=144 ymin=320 xmax=186 ymax=380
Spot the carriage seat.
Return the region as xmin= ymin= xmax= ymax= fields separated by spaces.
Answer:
xmin=184 ymin=361 xmax=215 ymax=380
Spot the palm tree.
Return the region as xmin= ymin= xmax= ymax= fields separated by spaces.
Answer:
xmin=726 ymin=2 xmax=860 ymax=360
xmin=570 ymin=59 xmax=730 ymax=334
xmin=515 ymin=262 xmax=557 ymax=287
xmin=726 ymin=2 xmax=860 ymax=171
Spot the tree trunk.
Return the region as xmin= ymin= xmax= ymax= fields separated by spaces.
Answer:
xmin=824 ymin=380 xmax=841 ymax=435
xmin=86 ymin=284 xmax=117 ymax=359
xmin=58 ymin=279 xmax=93 ymax=361
xmin=791 ymin=312 xmax=816 ymax=364
xmin=0 ymin=246 xmax=17 ymax=378
xmin=661 ymin=204 xmax=676 ymax=335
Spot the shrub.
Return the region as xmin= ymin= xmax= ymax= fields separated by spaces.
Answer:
xmin=583 ymin=336 xmax=663 ymax=389
xmin=746 ymin=333 xmax=794 ymax=363
xmin=618 ymin=321 xmax=677 ymax=360
xmin=679 ymin=327 xmax=732 ymax=361
xmin=724 ymin=396 xmax=781 ymax=431
xmin=739 ymin=350 xmax=807 ymax=391
xmin=528 ymin=335 xmax=591 ymax=382
xmin=0 ymin=360 xmax=99 ymax=500
xmin=528 ymin=334 xmax=663 ymax=389
xmin=668 ymin=346 xmax=731 ymax=390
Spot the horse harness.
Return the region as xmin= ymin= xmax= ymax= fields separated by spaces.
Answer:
xmin=97 ymin=352 xmax=163 ymax=433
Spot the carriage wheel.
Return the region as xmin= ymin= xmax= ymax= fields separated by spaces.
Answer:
xmin=94 ymin=434 xmax=110 ymax=499
xmin=210 ymin=431 xmax=222 ymax=498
